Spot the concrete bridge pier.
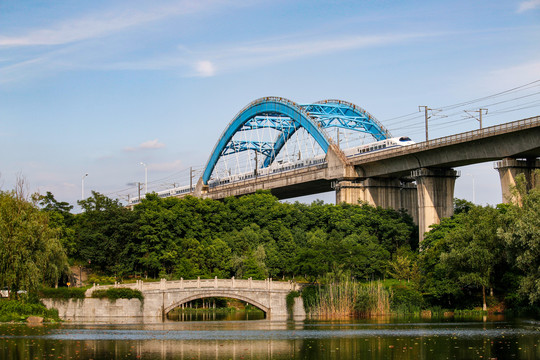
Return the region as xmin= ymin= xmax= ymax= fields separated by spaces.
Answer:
xmin=495 ymin=157 xmax=540 ymax=203
xmin=334 ymin=178 xmax=418 ymax=223
xmin=413 ymin=167 xmax=459 ymax=243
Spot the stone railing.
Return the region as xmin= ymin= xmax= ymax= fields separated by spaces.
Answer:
xmin=86 ymin=277 xmax=299 ymax=296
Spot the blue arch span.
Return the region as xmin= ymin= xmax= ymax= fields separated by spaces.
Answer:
xmin=261 ymin=99 xmax=391 ymax=167
xmin=202 ymin=97 xmax=330 ymax=184
xmin=307 ymin=99 xmax=390 ymax=141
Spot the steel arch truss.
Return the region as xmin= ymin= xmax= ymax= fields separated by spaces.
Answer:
xmin=302 ymin=100 xmax=390 ymax=141
xmin=202 ymin=97 xmax=391 ymax=184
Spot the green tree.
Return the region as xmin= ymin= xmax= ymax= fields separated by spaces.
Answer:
xmin=499 ymin=171 xmax=540 ymax=305
xmin=0 ymin=187 xmax=68 ymax=297
xmin=75 ymin=191 xmax=138 ymax=276
xmin=243 ymin=245 xmax=268 ymax=280
xmin=423 ymin=205 xmax=504 ymax=310
xmin=420 ymin=208 xmax=475 ymax=307
xmin=38 ymin=191 xmax=77 ymax=256
xmin=388 ymin=254 xmax=412 ymax=283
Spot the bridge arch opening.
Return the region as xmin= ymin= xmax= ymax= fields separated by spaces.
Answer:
xmin=164 ymin=294 xmax=269 ymax=321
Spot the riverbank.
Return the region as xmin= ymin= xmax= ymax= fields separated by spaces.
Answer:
xmin=0 ymin=299 xmax=59 ymax=322
xmin=296 ymin=277 xmax=540 ymax=320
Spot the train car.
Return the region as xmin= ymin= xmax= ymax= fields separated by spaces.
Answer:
xmin=342 ymin=137 xmax=415 ymax=157
xmin=208 ymin=152 xmax=328 ymax=188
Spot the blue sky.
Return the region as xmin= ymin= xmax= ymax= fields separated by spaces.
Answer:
xmin=1 ymin=0 xmax=539 ymax=209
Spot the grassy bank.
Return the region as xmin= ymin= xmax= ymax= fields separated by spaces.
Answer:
xmin=0 ymin=299 xmax=59 ymax=322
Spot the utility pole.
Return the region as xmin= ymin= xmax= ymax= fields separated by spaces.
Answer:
xmin=190 ymin=167 xmax=193 ymax=191
xmin=419 ymin=106 xmax=430 ymax=142
xmin=464 ymin=108 xmax=488 ymax=129
xmin=419 ymin=106 xmax=446 ymax=141
xmin=137 ymin=182 xmax=142 ymax=200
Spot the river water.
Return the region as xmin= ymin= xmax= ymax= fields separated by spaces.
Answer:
xmin=0 ymin=314 xmax=539 ymax=359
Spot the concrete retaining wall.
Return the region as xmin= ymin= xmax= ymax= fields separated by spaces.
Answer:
xmin=42 ymin=298 xmax=144 ymax=322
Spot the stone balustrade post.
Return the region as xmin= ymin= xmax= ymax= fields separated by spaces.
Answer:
xmin=180 ymin=278 xmax=184 ymax=289
xmin=249 ymin=277 xmax=252 ymax=289
xmin=232 ymin=276 xmax=235 ymax=288
xmin=214 ymin=276 xmax=218 ymax=288
xmin=269 ymin=278 xmax=272 ymax=290
xmin=197 ymin=276 xmax=200 ymax=288
xmin=160 ymin=278 xmax=166 ymax=290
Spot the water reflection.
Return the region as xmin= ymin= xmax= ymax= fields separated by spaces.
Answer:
xmin=0 ymin=316 xmax=538 ymax=359
xmin=167 ymin=309 xmax=266 ymax=321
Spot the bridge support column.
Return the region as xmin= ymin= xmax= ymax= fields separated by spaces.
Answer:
xmin=494 ymin=158 xmax=540 ymax=203
xmin=413 ymin=168 xmax=459 ymax=243
xmin=334 ymin=178 xmax=418 ymax=223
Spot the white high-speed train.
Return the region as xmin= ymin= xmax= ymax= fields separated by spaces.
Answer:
xmin=130 ymin=185 xmax=194 ymax=204
xmin=208 ymin=154 xmax=326 ymax=188
xmin=342 ymin=136 xmax=415 ymax=157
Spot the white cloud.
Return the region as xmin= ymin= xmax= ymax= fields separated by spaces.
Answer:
xmin=188 ymin=32 xmax=431 ymax=76
xmin=488 ymin=60 xmax=540 ymax=88
xmin=194 ymin=60 xmax=216 ymax=77
xmin=124 ymin=139 xmax=165 ymax=152
xmin=140 ymin=139 xmax=166 ymax=149
xmin=108 ymin=31 xmax=430 ymax=77
xmin=517 ymin=0 xmax=540 ymax=13
xmin=1 ymin=27 xmax=432 ymax=83
xmin=0 ymin=1 xmax=223 ymax=47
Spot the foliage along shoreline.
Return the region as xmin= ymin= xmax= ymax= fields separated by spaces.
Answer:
xmin=0 ymin=172 xmax=538 ymax=320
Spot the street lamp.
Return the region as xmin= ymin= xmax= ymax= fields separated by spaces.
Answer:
xmin=81 ymin=173 xmax=88 ymax=200
xmin=139 ymin=162 xmax=148 ymax=194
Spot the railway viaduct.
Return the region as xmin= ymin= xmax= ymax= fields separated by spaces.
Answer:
xmin=193 ymin=113 xmax=540 ymax=241
xmin=128 ymin=97 xmax=540 ymax=241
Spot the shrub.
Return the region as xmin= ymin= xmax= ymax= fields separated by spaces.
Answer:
xmin=91 ymin=288 xmax=143 ymax=301
xmin=87 ymin=275 xmax=116 ymax=285
xmin=286 ymin=290 xmax=300 ymax=314
xmin=0 ymin=299 xmax=59 ymax=322
xmin=390 ymin=284 xmax=424 ymax=313
xmin=39 ymin=287 xmax=86 ymax=299
xmin=300 ymin=285 xmax=320 ymax=314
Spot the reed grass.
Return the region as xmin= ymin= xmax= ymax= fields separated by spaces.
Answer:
xmin=303 ymin=274 xmax=391 ymax=319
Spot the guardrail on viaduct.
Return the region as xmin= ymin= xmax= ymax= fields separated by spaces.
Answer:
xmin=353 ymin=115 xmax=540 ymax=164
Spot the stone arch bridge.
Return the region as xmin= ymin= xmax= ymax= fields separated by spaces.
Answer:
xmin=45 ymin=278 xmax=305 ymax=322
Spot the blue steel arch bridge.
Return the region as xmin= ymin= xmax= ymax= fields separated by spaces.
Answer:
xmin=202 ymin=97 xmax=391 ymax=187
xmin=129 ymin=96 xmax=411 ymax=203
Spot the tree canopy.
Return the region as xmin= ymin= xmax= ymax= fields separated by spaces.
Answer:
xmin=0 ymin=187 xmax=68 ymax=297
